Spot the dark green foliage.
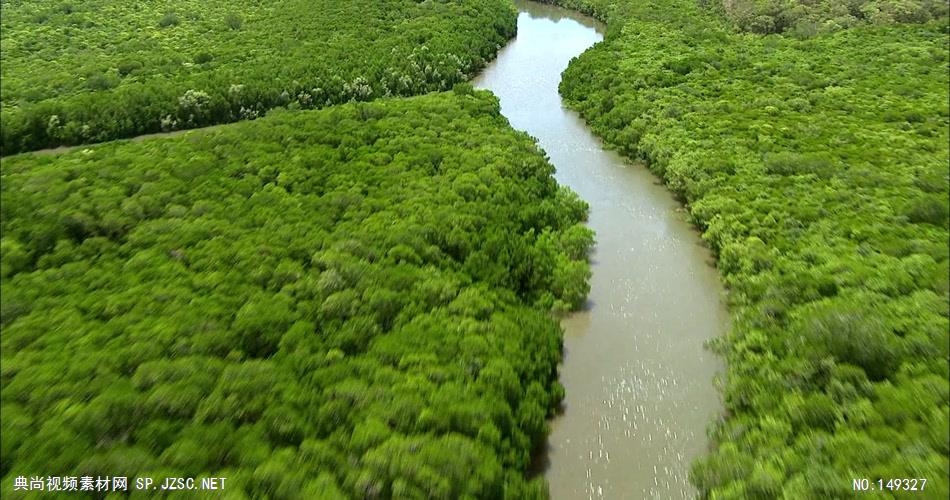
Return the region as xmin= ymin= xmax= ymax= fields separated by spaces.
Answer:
xmin=0 ymin=92 xmax=592 ymax=498
xmin=116 ymin=60 xmax=143 ymax=77
xmin=84 ymin=73 xmax=119 ymax=92
xmin=157 ymin=12 xmax=180 ymax=28
xmin=193 ymin=52 xmax=214 ymax=65
xmin=548 ymin=0 xmax=948 ymax=496
xmin=795 ymin=296 xmax=906 ymax=381
xmin=224 ymin=12 xmax=242 ymax=31
xmin=0 ymin=0 xmax=518 ymax=154
xmin=906 ymin=194 xmax=950 ymax=227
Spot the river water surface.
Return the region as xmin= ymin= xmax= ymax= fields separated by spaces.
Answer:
xmin=473 ymin=2 xmax=729 ymax=498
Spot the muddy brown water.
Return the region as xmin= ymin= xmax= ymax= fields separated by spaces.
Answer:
xmin=473 ymin=2 xmax=729 ymax=498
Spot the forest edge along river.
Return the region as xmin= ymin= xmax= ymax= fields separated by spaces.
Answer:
xmin=11 ymin=2 xmax=728 ymax=496
xmin=473 ymin=1 xmax=729 ymax=498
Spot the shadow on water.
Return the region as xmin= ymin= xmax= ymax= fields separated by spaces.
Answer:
xmin=528 ymin=439 xmax=554 ymax=478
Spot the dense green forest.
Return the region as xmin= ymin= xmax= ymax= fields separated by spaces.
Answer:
xmin=0 ymin=90 xmax=594 ymax=498
xmin=0 ymin=0 xmax=517 ymax=155
xmin=3 ymin=0 xmax=948 ymax=497
xmin=544 ymin=0 xmax=950 ymax=496
xmin=713 ymin=0 xmax=948 ymax=35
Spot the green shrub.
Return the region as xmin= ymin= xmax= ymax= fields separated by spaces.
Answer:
xmin=763 ymin=152 xmax=832 ymax=177
xmin=116 ymin=59 xmax=143 ymax=77
xmin=905 ymin=195 xmax=949 ymax=227
xmin=225 ymin=13 xmax=242 ymax=30
xmin=158 ymin=12 xmax=180 ymax=28
xmin=193 ymin=52 xmax=214 ymax=65
xmin=85 ymin=73 xmax=118 ymax=91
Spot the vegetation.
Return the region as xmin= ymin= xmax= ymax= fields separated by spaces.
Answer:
xmin=547 ymin=0 xmax=948 ymax=32
xmin=546 ymin=0 xmax=949 ymax=496
xmin=0 ymin=0 xmax=517 ymax=154
xmin=0 ymin=91 xmax=594 ymax=498
xmin=4 ymin=0 xmax=946 ymax=497
xmin=711 ymin=0 xmax=948 ymax=35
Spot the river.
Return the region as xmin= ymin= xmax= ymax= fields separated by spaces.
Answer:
xmin=473 ymin=2 xmax=729 ymax=498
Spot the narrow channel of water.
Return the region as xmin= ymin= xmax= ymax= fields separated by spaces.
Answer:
xmin=473 ymin=2 xmax=729 ymax=498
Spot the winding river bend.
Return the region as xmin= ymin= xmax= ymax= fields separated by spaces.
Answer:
xmin=474 ymin=2 xmax=729 ymax=498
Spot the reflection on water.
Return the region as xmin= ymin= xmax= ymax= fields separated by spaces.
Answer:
xmin=473 ymin=1 xmax=728 ymax=498
xmin=518 ymin=0 xmax=604 ymax=29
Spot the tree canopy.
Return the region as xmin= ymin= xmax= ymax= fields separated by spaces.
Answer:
xmin=546 ymin=0 xmax=949 ymax=496
xmin=0 ymin=91 xmax=593 ymax=498
xmin=0 ymin=0 xmax=517 ymax=154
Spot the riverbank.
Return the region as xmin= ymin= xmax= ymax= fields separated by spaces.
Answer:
xmin=0 ymin=91 xmax=593 ymax=498
xmin=548 ymin=0 xmax=949 ymax=496
xmin=475 ymin=2 xmax=728 ymax=497
xmin=1 ymin=0 xmax=517 ymax=155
